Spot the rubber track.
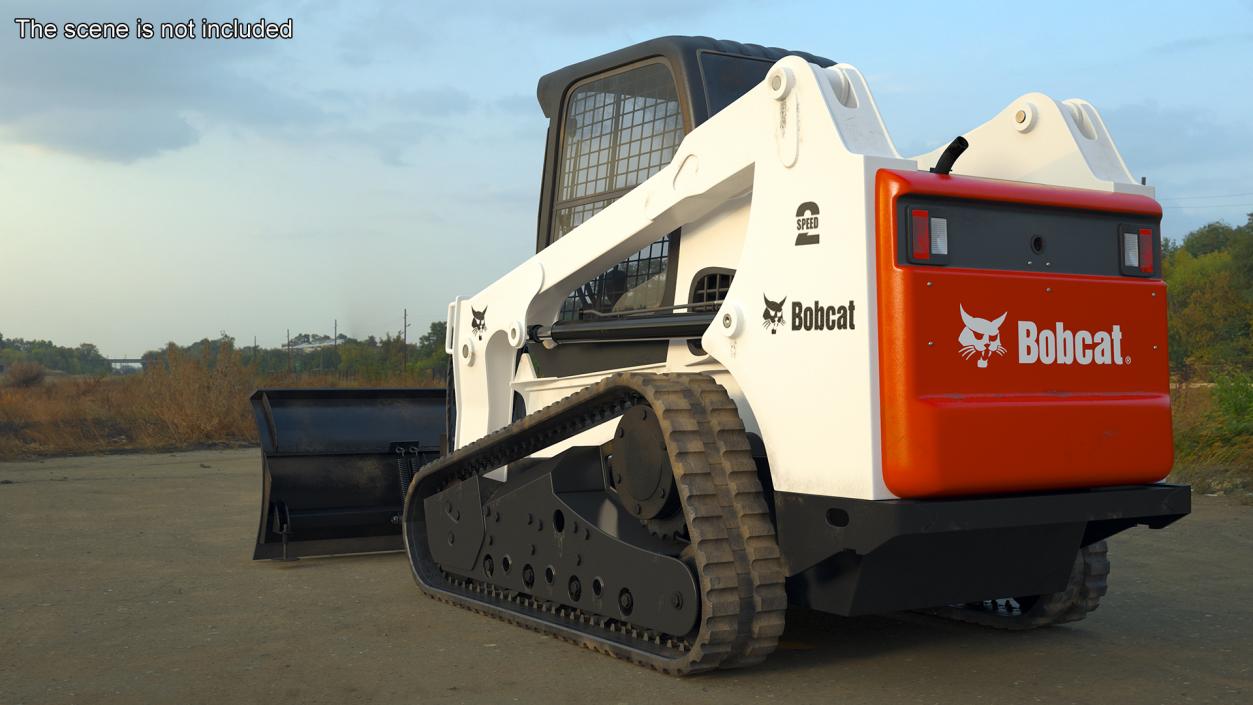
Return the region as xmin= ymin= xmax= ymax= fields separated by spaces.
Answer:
xmin=924 ymin=541 xmax=1109 ymax=630
xmin=678 ymin=375 xmax=786 ymax=667
xmin=402 ymin=372 xmax=778 ymax=674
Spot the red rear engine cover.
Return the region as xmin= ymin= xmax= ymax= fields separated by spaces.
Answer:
xmin=876 ymin=170 xmax=1173 ymax=498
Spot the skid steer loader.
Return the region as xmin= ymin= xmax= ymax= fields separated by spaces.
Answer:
xmin=250 ymin=36 xmax=1190 ymax=674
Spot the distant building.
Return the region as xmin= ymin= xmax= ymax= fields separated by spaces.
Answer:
xmin=288 ymin=338 xmax=338 ymax=352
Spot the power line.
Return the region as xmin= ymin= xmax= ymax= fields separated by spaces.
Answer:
xmin=1159 ymin=191 xmax=1253 ymax=202
xmin=1164 ymin=203 xmax=1253 ymax=209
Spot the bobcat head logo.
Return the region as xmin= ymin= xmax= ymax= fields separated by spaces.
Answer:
xmin=762 ymin=294 xmax=786 ymax=334
xmin=470 ymin=307 xmax=487 ymax=340
xmin=959 ymin=305 xmax=1007 ymax=368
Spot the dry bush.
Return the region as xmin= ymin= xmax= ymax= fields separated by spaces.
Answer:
xmin=0 ymin=342 xmax=258 ymax=459
xmin=0 ymin=341 xmax=445 ymax=460
xmin=3 ymin=361 xmax=46 ymax=388
xmin=0 ymin=377 xmax=131 ymax=457
xmin=116 ymin=344 xmax=258 ymax=447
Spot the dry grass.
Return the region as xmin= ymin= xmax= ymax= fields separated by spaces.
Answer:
xmin=0 ymin=344 xmax=441 ymax=460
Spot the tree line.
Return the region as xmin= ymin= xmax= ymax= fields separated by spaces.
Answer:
xmin=0 ymin=335 xmax=111 ymax=375
xmin=143 ymin=322 xmax=451 ymax=382
xmin=1 ymin=322 xmax=450 ymax=383
xmin=1163 ymin=214 xmax=1253 ymax=378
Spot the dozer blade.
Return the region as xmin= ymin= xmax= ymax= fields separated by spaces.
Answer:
xmin=251 ymin=387 xmax=446 ymax=560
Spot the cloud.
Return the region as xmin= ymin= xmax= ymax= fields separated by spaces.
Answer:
xmin=1101 ymin=98 xmax=1253 ymax=236
xmin=482 ymin=0 xmax=721 ymax=31
xmin=341 ymin=0 xmax=722 ymax=35
xmin=1149 ymin=32 xmax=1253 ymax=54
xmin=1099 ymin=101 xmax=1251 ymax=171
xmin=388 ymin=87 xmax=476 ymax=116
xmin=0 ymin=0 xmax=721 ymax=163
xmin=309 ymin=0 xmax=723 ymax=67
xmin=330 ymin=4 xmax=428 ymax=67
xmin=491 ymin=93 xmax=538 ymax=114
xmin=2 ymin=107 xmax=200 ymax=162
xmin=336 ymin=119 xmax=436 ymax=166
xmin=0 ymin=0 xmax=323 ymax=161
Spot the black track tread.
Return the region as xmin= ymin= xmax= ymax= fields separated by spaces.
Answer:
xmin=678 ymin=375 xmax=787 ymax=667
xmin=401 ymin=372 xmax=758 ymax=675
xmin=924 ymin=541 xmax=1110 ymax=630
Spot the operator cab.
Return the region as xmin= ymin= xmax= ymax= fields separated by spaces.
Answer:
xmin=528 ymin=36 xmax=833 ymax=377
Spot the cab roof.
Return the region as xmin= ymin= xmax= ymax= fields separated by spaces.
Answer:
xmin=535 ymin=35 xmax=836 ymax=119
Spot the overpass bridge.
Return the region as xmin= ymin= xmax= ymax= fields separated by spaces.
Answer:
xmin=106 ymin=358 xmax=147 ymax=368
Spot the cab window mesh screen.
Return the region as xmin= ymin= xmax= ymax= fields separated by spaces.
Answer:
xmin=558 ymin=237 xmax=672 ymax=321
xmin=552 ymin=62 xmax=685 ymax=321
xmin=559 ymin=198 xmax=615 ymax=237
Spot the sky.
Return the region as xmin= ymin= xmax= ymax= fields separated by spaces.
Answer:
xmin=1 ymin=1 xmax=1251 ymax=357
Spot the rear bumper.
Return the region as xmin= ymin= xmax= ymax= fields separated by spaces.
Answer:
xmin=775 ymin=483 xmax=1189 ymax=616
xmin=882 ymin=393 xmax=1174 ymax=497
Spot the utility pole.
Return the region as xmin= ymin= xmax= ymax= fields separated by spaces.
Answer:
xmin=286 ymin=328 xmax=292 ymax=374
xmin=333 ymin=319 xmax=338 ymax=349
xmin=402 ymin=308 xmax=410 ymax=376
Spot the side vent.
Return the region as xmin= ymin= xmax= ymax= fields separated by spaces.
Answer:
xmin=689 ymin=269 xmax=734 ymax=312
xmin=688 ymin=269 xmax=735 ymax=353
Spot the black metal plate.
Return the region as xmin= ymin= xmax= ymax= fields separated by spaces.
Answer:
xmin=250 ymin=387 xmax=446 ymax=560
xmin=429 ymin=469 xmax=699 ymax=636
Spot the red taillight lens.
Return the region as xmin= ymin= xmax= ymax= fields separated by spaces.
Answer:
xmin=1122 ymin=228 xmax=1155 ymax=276
xmin=912 ymin=209 xmax=931 ymax=260
xmin=1138 ymin=228 xmax=1153 ymax=273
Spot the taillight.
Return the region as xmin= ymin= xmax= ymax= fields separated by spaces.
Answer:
xmin=1138 ymin=228 xmax=1153 ymax=273
xmin=912 ymin=209 xmax=931 ymax=260
xmin=1122 ymin=231 xmax=1140 ymax=268
xmin=1121 ymin=226 xmax=1156 ymax=276
xmin=931 ymin=217 xmax=949 ymax=256
xmin=909 ymin=208 xmax=949 ymax=264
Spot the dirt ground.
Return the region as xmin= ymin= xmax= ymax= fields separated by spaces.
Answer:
xmin=0 ymin=449 xmax=1248 ymax=705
